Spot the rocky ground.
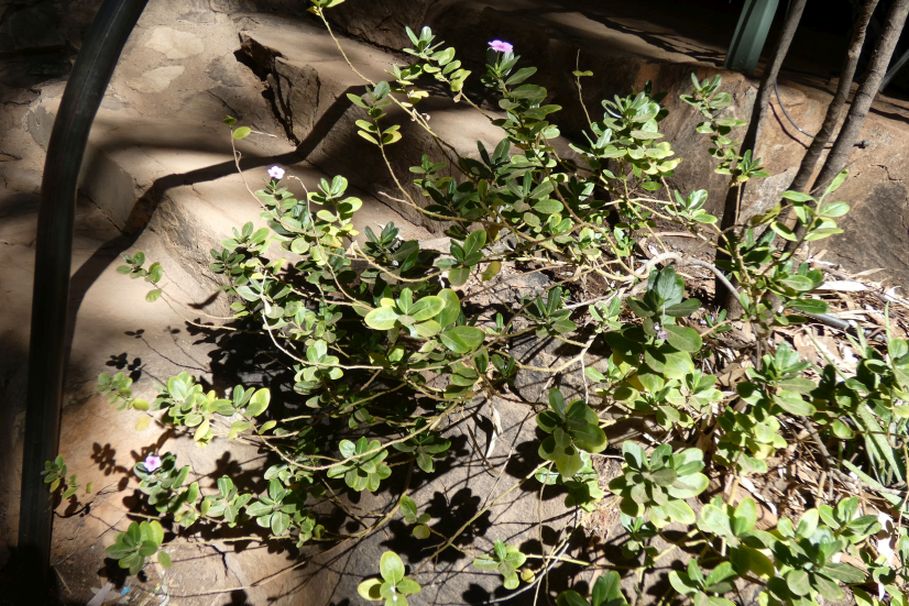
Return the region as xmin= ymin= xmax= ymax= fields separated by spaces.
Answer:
xmin=1 ymin=0 xmax=908 ymax=604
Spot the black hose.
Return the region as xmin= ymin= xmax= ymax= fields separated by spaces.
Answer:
xmin=18 ymin=0 xmax=147 ymax=594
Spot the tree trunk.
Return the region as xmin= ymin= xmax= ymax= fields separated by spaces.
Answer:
xmin=811 ymin=0 xmax=909 ymax=192
xmin=786 ymin=0 xmax=909 ymax=248
xmin=787 ymin=0 xmax=880 ymax=195
xmin=715 ymin=0 xmax=807 ymax=309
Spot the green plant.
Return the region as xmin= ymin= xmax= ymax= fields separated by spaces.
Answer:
xmin=537 ymin=388 xmax=607 ymax=478
xmin=77 ymin=4 xmax=909 ymax=605
xmin=473 ymin=540 xmax=528 ymax=590
xmin=608 ymin=441 xmax=708 ymax=527
xmin=42 ymin=455 xmax=85 ymax=500
xmin=357 ymin=551 xmax=421 ymax=606
xmin=557 ymin=572 xmax=629 ymax=606
xmin=105 ymin=520 xmax=170 ymax=575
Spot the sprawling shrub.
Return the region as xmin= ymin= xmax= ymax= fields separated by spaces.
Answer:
xmin=51 ymin=2 xmax=909 ymax=604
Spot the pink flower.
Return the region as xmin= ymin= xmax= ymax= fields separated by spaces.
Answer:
xmin=488 ymin=39 xmax=513 ymax=54
xmin=143 ymin=454 xmax=162 ymax=472
xmin=267 ymin=165 xmax=285 ymax=181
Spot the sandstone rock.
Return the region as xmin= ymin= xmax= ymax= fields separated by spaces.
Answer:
xmin=127 ymin=64 xmax=185 ymax=94
xmin=144 ymin=26 xmax=205 ymax=60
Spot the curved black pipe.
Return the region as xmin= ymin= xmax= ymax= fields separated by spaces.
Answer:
xmin=18 ymin=0 xmax=148 ymax=588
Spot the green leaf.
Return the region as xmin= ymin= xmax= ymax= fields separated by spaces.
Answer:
xmin=436 ymin=289 xmax=461 ymax=327
xmin=785 ymin=298 xmax=828 ymax=315
xmin=232 ymin=126 xmax=252 ymax=140
xmin=732 ymin=498 xmax=757 ymax=535
xmin=780 ymin=190 xmax=813 ymax=202
xmin=247 ymin=388 xmax=270 ymax=416
xmin=358 ymin=578 xmax=383 ymax=601
xmin=661 ymin=499 xmax=696 ymax=525
xmin=157 ymin=550 xmax=172 ymax=568
xmin=818 ymin=201 xmax=849 ymax=218
xmin=448 ymin=266 xmax=470 ymax=286
xmin=463 ymin=229 xmax=487 ymax=255
xmin=774 ymin=391 xmax=815 ymax=416
xmin=822 ymin=169 xmax=848 ymax=198
xmin=409 ymin=296 xmax=445 ymax=322
xmin=557 ymin=590 xmax=590 ymax=606
xmin=591 ymin=571 xmax=627 ymax=606
xmin=365 ymin=306 xmax=399 ymax=330
xmin=532 ymin=199 xmax=563 ymax=214
xmin=481 ymin=260 xmax=502 ymax=281
xmin=380 ymin=551 xmax=405 ymax=584
xmin=823 ymin=562 xmax=866 ymax=583
xmin=780 ymin=275 xmax=817 ymax=292
xmin=664 ymin=325 xmax=702 ymax=352
xmin=440 ymin=326 xmax=485 ymax=354
xmin=786 ymin=569 xmax=811 ymax=597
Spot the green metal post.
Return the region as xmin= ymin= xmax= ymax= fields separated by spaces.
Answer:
xmin=726 ymin=0 xmax=781 ymax=74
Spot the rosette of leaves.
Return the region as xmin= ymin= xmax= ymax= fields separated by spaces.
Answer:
xmin=399 ymin=25 xmax=471 ymax=94
xmin=621 ymin=514 xmax=659 ymax=561
xmin=626 ymin=267 xmax=701 ymax=345
xmin=748 ymin=345 xmax=814 ymax=411
xmin=117 ymin=250 xmax=165 ymax=302
xmin=597 ymin=89 xmax=680 ymax=182
xmin=226 ymin=385 xmax=273 ymax=438
xmin=155 ymin=372 xmax=238 ymax=445
xmin=608 ymin=441 xmax=708 ymax=527
xmin=392 ymin=421 xmax=451 ymax=473
xmin=668 ymin=560 xmax=737 ymax=606
xmin=696 ymin=497 xmax=775 ymax=578
xmin=305 ymin=175 xmax=363 ymax=247
xmin=557 ymin=571 xmax=628 ymax=606
xmin=200 ymin=476 xmax=252 ymax=528
xmin=715 ymin=344 xmax=814 ymax=473
xmin=473 ymin=540 xmax=528 ymax=590
xmin=526 ymin=287 xmax=577 ymax=338
xmin=357 ymin=551 xmax=421 ymax=606
xmin=603 ymin=270 xmax=704 ymax=426
xmin=134 ymin=452 xmax=199 ymax=527
xmin=293 ymin=339 xmax=343 ymax=402
xmin=762 ymin=504 xmax=876 ymax=605
xmin=106 ymin=520 xmax=170 ymax=575
xmin=365 ymin=287 xmax=447 ymax=338
xmin=245 ymin=478 xmax=302 ymax=536
xmin=671 ymin=189 xmax=718 ymax=226
xmin=97 ymin=371 xmax=147 ymax=411
xmin=361 ymin=223 xmax=429 ymax=284
xmin=326 ymin=437 xmax=392 ymax=492
xmin=435 ymin=228 xmax=487 ymax=286
xmin=537 ymin=389 xmax=607 ymax=479
xmin=42 ymin=455 xmax=83 ymax=500
xmin=715 ymin=409 xmax=787 ymax=474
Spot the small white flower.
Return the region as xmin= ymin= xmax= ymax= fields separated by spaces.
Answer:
xmin=267 ymin=165 xmax=286 ymax=180
xmin=831 ymin=552 xmax=842 ymax=563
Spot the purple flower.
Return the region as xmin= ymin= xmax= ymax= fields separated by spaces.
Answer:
xmin=267 ymin=165 xmax=285 ymax=181
xmin=143 ymin=454 xmax=162 ymax=472
xmin=488 ymin=39 xmax=513 ymax=54
xmin=655 ymin=323 xmax=668 ymax=341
